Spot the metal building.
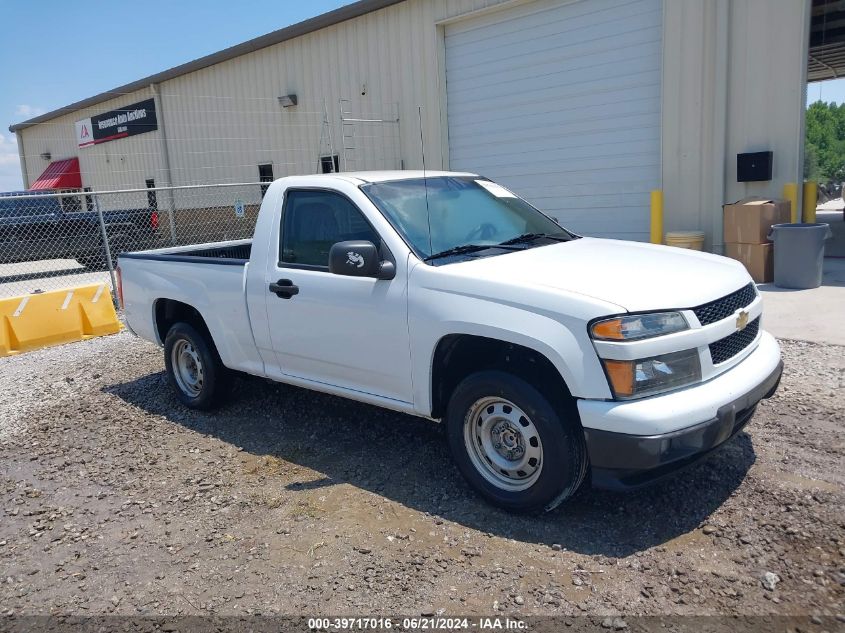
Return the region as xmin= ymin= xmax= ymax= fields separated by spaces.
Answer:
xmin=9 ymin=0 xmax=817 ymax=250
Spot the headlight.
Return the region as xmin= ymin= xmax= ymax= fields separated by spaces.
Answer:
xmin=591 ymin=312 xmax=688 ymax=341
xmin=601 ymin=349 xmax=702 ymax=399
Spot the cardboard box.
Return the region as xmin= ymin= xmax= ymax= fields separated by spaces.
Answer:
xmin=723 ymin=197 xmax=791 ymax=244
xmin=725 ymin=242 xmax=773 ymax=283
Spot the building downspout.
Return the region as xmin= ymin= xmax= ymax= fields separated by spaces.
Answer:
xmin=796 ymin=0 xmax=812 ymax=220
xmin=150 ymin=83 xmax=177 ymax=244
xmin=15 ymin=130 xmax=29 ymax=189
xmin=712 ymin=0 xmax=730 ymax=254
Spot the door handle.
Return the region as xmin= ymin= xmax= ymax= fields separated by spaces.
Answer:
xmin=269 ymin=278 xmax=299 ymax=299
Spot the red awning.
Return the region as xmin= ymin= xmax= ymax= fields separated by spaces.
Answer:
xmin=29 ymin=157 xmax=82 ymax=190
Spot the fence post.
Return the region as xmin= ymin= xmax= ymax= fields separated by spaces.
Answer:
xmin=166 ymin=191 xmax=177 ymax=246
xmin=94 ymin=194 xmax=119 ymax=307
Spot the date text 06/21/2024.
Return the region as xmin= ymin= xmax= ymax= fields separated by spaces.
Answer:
xmin=307 ymin=617 xmax=528 ymax=630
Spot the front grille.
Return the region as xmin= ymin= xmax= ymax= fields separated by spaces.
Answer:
xmin=692 ymin=283 xmax=757 ymax=326
xmin=709 ymin=317 xmax=760 ymax=365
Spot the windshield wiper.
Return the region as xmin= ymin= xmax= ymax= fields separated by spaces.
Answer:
xmin=423 ymin=244 xmax=495 ymax=262
xmin=498 ymin=232 xmax=570 ymax=246
xmin=424 ymin=241 xmax=529 ymax=262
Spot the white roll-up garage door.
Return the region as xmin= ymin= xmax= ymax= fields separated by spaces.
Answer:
xmin=445 ymin=0 xmax=662 ymax=241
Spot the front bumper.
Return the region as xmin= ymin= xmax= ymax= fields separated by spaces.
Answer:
xmin=582 ymin=343 xmax=783 ymax=491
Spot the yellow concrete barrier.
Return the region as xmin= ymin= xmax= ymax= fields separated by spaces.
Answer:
xmin=0 ymin=284 xmax=121 ymax=357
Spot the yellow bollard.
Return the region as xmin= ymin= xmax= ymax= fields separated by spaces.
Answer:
xmin=783 ymin=182 xmax=799 ymax=223
xmin=803 ymin=181 xmax=817 ymax=223
xmin=650 ymin=190 xmax=663 ymax=244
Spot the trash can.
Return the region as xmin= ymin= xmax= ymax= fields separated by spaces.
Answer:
xmin=665 ymin=231 xmax=705 ymax=251
xmin=768 ymin=223 xmax=833 ymax=289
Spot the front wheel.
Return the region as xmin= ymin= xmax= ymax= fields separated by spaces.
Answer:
xmin=164 ymin=322 xmax=230 ymax=410
xmin=445 ymin=370 xmax=587 ymax=513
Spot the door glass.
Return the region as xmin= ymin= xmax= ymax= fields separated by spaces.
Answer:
xmin=60 ymin=189 xmax=82 ymax=213
xmin=280 ymin=191 xmax=378 ymax=267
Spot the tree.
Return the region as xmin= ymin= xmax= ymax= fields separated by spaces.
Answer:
xmin=805 ymin=100 xmax=845 ymax=182
xmin=804 ymin=143 xmax=820 ymax=180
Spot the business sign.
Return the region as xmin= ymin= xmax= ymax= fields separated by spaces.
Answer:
xmin=75 ymin=98 xmax=157 ymax=148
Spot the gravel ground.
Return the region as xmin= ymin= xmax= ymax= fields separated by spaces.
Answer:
xmin=0 ymin=332 xmax=843 ymax=620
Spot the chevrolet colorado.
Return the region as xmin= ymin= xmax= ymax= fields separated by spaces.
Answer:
xmin=118 ymin=172 xmax=782 ymax=512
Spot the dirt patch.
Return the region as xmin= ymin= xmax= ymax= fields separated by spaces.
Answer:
xmin=0 ymin=334 xmax=842 ymax=617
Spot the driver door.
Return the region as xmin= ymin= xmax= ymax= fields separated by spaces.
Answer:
xmin=264 ymin=189 xmax=413 ymax=404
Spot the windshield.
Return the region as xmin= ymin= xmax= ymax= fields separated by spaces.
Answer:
xmin=360 ymin=176 xmax=572 ymax=261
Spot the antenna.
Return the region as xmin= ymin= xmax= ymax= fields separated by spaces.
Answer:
xmin=419 ymin=106 xmax=433 ymax=256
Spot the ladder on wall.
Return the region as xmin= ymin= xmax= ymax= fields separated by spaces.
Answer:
xmin=338 ymin=99 xmax=401 ymax=172
xmin=317 ymin=99 xmax=337 ymax=173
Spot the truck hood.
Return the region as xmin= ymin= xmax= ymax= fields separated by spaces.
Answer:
xmin=452 ymin=237 xmax=751 ymax=313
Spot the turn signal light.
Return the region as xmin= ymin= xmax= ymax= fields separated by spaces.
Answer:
xmin=602 ymin=359 xmax=635 ymax=397
xmin=600 ymin=349 xmax=702 ymax=400
xmin=592 ymin=318 xmax=624 ymax=340
xmin=115 ymin=265 xmax=124 ymax=309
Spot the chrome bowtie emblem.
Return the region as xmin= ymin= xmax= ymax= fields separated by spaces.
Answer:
xmin=736 ymin=310 xmax=749 ymax=331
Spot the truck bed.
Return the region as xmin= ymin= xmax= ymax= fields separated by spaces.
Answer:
xmin=118 ymin=237 xmax=263 ymax=376
xmin=120 ymin=239 xmax=251 ymax=265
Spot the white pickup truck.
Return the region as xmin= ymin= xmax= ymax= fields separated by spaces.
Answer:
xmin=119 ymin=171 xmax=782 ymax=513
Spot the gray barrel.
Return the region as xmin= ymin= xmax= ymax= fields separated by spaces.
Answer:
xmin=768 ymin=223 xmax=832 ymax=289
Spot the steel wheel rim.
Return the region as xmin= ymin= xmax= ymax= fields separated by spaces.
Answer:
xmin=463 ymin=396 xmax=543 ymax=492
xmin=171 ymin=339 xmax=203 ymax=398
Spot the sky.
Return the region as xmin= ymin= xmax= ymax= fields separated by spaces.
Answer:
xmin=807 ymin=77 xmax=845 ymax=105
xmin=0 ymin=0 xmax=350 ymax=191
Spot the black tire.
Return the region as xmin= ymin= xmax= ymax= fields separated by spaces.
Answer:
xmin=78 ymin=230 xmax=132 ymax=270
xmin=445 ymin=370 xmax=587 ymax=513
xmin=77 ymin=253 xmax=108 ymax=270
xmin=163 ymin=322 xmax=230 ymax=410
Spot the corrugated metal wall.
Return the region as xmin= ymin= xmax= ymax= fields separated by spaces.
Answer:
xmin=444 ymin=0 xmax=662 ymax=242
xmin=18 ymin=0 xmax=511 ymax=196
xmin=661 ymin=0 xmax=810 ymax=252
xmin=18 ymin=86 xmax=167 ymax=200
xmin=158 ymin=0 xmax=511 ymax=187
xmin=16 ymin=0 xmax=810 ymax=247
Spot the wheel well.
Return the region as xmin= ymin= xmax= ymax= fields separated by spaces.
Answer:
xmin=154 ymin=299 xmax=212 ymax=345
xmin=430 ymin=334 xmax=574 ymax=419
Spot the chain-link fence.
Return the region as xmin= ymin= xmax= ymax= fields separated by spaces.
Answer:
xmin=0 ymin=183 xmax=264 ymax=302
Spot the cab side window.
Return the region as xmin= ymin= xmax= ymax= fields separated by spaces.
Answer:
xmin=280 ymin=190 xmax=379 ymax=268
xmin=0 ymin=195 xmax=61 ymax=217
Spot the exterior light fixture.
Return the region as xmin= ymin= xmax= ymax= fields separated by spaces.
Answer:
xmin=40 ymin=152 xmax=51 ymax=160
xmin=278 ymin=94 xmax=298 ymax=108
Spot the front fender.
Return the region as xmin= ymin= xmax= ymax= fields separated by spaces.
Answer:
xmin=408 ymin=277 xmax=620 ymax=416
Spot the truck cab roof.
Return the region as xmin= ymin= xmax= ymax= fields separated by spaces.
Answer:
xmin=273 ymin=170 xmax=480 ymax=186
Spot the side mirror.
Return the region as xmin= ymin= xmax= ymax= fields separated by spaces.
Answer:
xmin=329 ymin=241 xmax=394 ymax=279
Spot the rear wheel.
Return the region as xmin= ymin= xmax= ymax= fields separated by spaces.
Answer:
xmin=446 ymin=370 xmax=587 ymax=513
xmin=78 ymin=231 xmax=132 ymax=270
xmin=164 ymin=322 xmax=230 ymax=410
xmin=78 ymin=254 xmax=107 ymax=270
